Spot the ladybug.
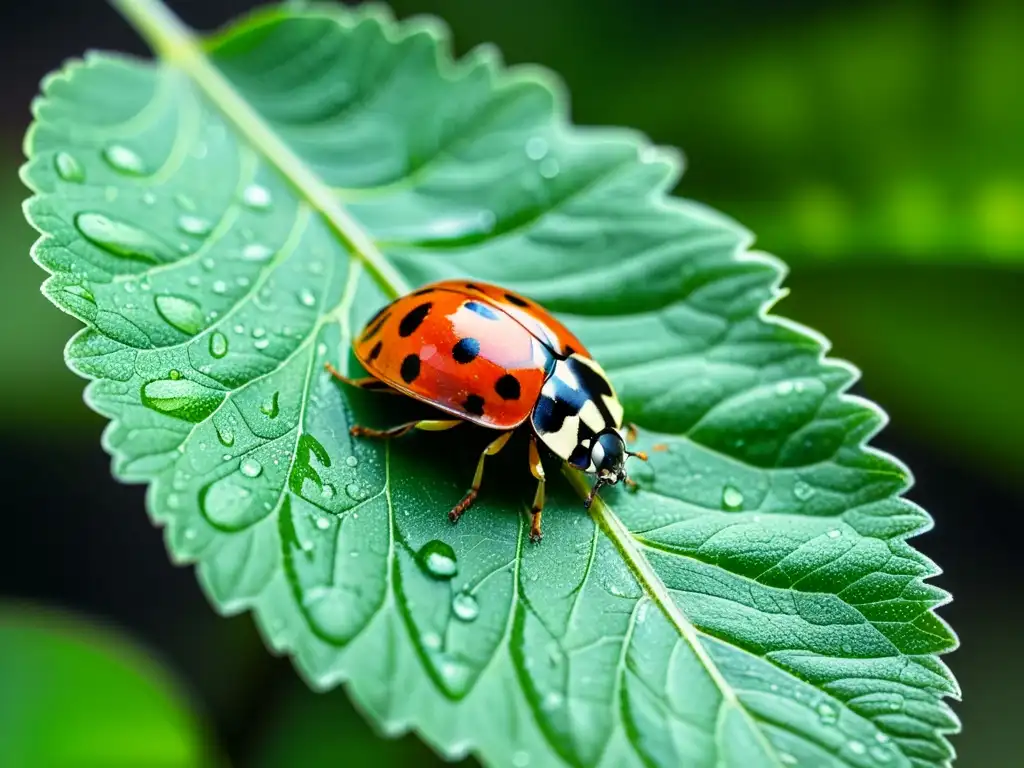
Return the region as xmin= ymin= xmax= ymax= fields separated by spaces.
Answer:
xmin=325 ymin=279 xmax=646 ymax=542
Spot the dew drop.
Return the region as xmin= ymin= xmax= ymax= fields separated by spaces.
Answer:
xmin=345 ymin=482 xmax=366 ymax=501
xmin=168 ymin=369 xmax=182 ymax=380
xmin=102 ymin=144 xmax=146 ymax=175
xmin=177 ymin=214 xmax=212 ymax=236
xmin=512 ymin=752 xmax=530 ymax=768
xmin=793 ymin=480 xmax=815 ymax=501
xmin=776 ymin=380 xmax=795 ymax=395
xmin=778 ymin=754 xmax=797 ymax=766
xmin=722 ymin=485 xmax=744 ymax=510
xmin=212 ymin=280 xmax=228 ymax=295
xmin=155 ymin=294 xmax=204 ymax=335
xmin=240 ymin=458 xmax=263 ymax=478
xmin=140 ymin=377 xmax=224 ymax=423
xmin=817 ymin=702 xmax=838 ymax=724
xmin=260 ymin=391 xmax=280 ymax=418
xmin=452 ymin=592 xmax=479 ymax=622
xmin=417 ymin=540 xmax=458 ymax=580
xmin=54 ymin=151 xmax=85 ymax=182
xmin=75 ymin=212 xmax=170 ymax=264
xmin=316 ymin=516 xmax=331 ymax=530
xmin=215 ymin=423 xmax=234 ymax=447
xmin=345 ymin=456 xmax=358 ymax=468
xmin=242 ymin=183 xmax=272 ymax=210
xmin=875 ymin=733 xmax=890 ymax=744
xmin=322 ymin=483 xmax=335 ymax=499
xmin=254 ymin=338 xmax=270 ymax=351
xmin=142 ymin=192 xmax=157 ymax=206
xmin=242 ymin=243 xmax=273 ymax=262
xmin=298 ymin=288 xmax=316 ymax=307
xmin=422 ymin=632 xmax=442 ymax=650
xmin=184 ymin=527 xmax=197 ymax=540
xmin=539 ymin=158 xmax=560 ymax=179
xmin=525 ymin=136 xmax=549 ymax=160
xmin=841 ymin=642 xmax=853 ymax=654
xmin=63 ymin=284 xmax=95 ymax=305
xmin=827 ymin=529 xmax=842 ymax=539
xmin=252 ymin=327 xmax=266 ymax=339
xmin=847 ymin=740 xmax=866 ymax=755
xmin=209 ymin=332 xmax=229 ymax=359
xmin=201 ymin=257 xmax=215 ymax=271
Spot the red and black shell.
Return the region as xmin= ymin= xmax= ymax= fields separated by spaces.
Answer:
xmin=351 ymin=279 xmax=626 ymax=472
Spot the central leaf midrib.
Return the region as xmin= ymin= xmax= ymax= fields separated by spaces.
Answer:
xmin=116 ymin=1 xmax=788 ymax=763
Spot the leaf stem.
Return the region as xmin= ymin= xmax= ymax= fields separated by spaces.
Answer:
xmin=108 ymin=0 xmax=411 ymax=299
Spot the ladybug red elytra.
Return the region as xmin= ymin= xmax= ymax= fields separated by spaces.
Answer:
xmin=325 ymin=279 xmax=646 ymax=541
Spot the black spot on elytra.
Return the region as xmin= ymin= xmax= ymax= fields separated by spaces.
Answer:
xmin=452 ymin=338 xmax=480 ymax=364
xmin=361 ymin=309 xmax=391 ymax=340
xmin=398 ymin=302 xmax=432 ymax=337
xmin=504 ymin=293 xmax=529 ymax=307
xmin=563 ymin=345 xmax=576 ymax=356
xmin=464 ymin=283 xmax=483 ymax=292
xmin=463 ymin=394 xmax=485 ymax=416
xmin=400 ymin=354 xmax=420 ymax=383
xmin=495 ymin=374 xmax=521 ymax=400
xmin=368 ymin=341 xmax=382 ymax=362
xmin=412 ymin=287 xmax=434 ymax=296
xmin=465 ymin=300 xmax=499 ymax=320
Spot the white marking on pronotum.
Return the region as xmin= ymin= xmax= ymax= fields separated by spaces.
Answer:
xmin=579 ymin=399 xmax=608 ymax=434
xmin=540 ymin=412 xmax=582 ymax=459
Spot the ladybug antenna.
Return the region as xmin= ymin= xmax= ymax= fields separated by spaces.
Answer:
xmin=584 ymin=477 xmax=607 ymax=509
xmin=626 ymin=450 xmax=648 ymax=462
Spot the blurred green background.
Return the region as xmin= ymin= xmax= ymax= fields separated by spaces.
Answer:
xmin=0 ymin=0 xmax=1020 ymax=765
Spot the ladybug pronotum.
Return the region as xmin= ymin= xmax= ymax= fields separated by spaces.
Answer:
xmin=325 ymin=279 xmax=646 ymax=542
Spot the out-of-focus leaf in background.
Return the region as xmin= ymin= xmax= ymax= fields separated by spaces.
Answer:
xmin=0 ymin=602 xmax=215 ymax=767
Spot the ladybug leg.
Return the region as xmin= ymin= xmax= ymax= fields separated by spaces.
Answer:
xmin=450 ymin=431 xmax=513 ymax=524
xmin=324 ymin=362 xmax=396 ymax=394
xmin=351 ymin=419 xmax=462 ymax=440
xmin=528 ymin=435 xmax=545 ymax=543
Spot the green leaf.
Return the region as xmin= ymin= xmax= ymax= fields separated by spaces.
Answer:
xmin=21 ymin=2 xmax=959 ymax=766
xmin=0 ymin=603 xmax=214 ymax=766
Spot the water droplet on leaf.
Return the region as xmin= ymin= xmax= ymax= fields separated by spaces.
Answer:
xmin=525 ymin=136 xmax=549 ymax=160
xmin=240 ymin=458 xmax=263 ymax=478
xmin=452 ymin=592 xmax=479 ymax=622
xmin=298 ymin=288 xmax=316 ymax=307
xmin=722 ymin=485 xmax=744 ymax=510
xmin=242 ymin=183 xmax=272 ymax=210
xmin=260 ymin=391 xmax=280 ymax=418
xmin=322 ymin=484 xmax=335 ymax=499
xmin=215 ymin=423 xmax=234 ymax=447
xmin=793 ymin=480 xmax=815 ymax=501
xmin=75 ymin=212 xmax=170 ymax=264
xmin=242 ymin=243 xmax=273 ymax=262
xmin=55 ymin=151 xmax=85 ymax=182
xmin=847 ymin=740 xmax=866 ymax=755
xmin=212 ymin=280 xmax=227 ymax=295
xmin=539 ymin=158 xmax=560 ymax=179
xmin=177 ymin=214 xmax=212 ymax=236
xmin=316 ymin=516 xmax=331 ymax=530
xmin=209 ymin=332 xmax=229 ymax=358
xmin=817 ymin=702 xmax=838 ymax=724
xmin=827 ymin=529 xmax=842 ymax=539
xmin=418 ymin=540 xmax=458 ymax=580
xmin=63 ymin=284 xmax=95 ymax=304
xmin=345 ymin=456 xmax=358 ymax=468
xmin=141 ymin=377 xmax=224 ymax=423
xmin=155 ymin=294 xmax=204 ymax=335
xmin=102 ymin=144 xmax=146 ymax=175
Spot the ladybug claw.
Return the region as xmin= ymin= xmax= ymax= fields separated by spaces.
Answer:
xmin=529 ymin=530 xmax=543 ymax=543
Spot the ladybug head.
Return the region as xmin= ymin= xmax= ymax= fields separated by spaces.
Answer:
xmin=583 ymin=430 xmax=647 ymax=509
